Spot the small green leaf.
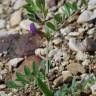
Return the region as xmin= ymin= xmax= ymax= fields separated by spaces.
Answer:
xmin=72 ymin=2 xmax=78 ymax=11
xmin=28 ymin=13 xmax=39 ymax=23
xmin=16 ymin=71 xmax=28 ymax=83
xmin=54 ymin=14 xmax=62 ymax=23
xmin=24 ymin=65 xmax=31 ymax=76
xmin=37 ymin=77 xmax=53 ymax=96
xmin=32 ymin=61 xmax=38 ymax=77
xmin=6 ymin=81 xmax=19 ymax=88
xmin=36 ymin=0 xmax=45 ymax=11
xmin=46 ymin=22 xmax=56 ymax=31
xmin=63 ymin=3 xmax=71 ymax=17
xmin=24 ymin=65 xmax=33 ymax=81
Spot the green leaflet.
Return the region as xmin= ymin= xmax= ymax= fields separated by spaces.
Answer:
xmin=32 ymin=61 xmax=39 ymax=77
xmin=54 ymin=14 xmax=63 ymax=23
xmin=36 ymin=0 xmax=45 ymax=11
xmin=37 ymin=77 xmax=53 ymax=96
xmin=6 ymin=81 xmax=20 ymax=88
xmin=46 ymin=22 xmax=56 ymax=31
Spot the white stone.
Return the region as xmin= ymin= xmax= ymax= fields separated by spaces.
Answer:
xmin=60 ymin=27 xmax=72 ymax=36
xmin=10 ymin=10 xmax=22 ymax=27
xmin=77 ymin=10 xmax=92 ymax=23
xmin=35 ymin=48 xmax=47 ymax=56
xmin=88 ymin=0 xmax=96 ymax=10
xmin=88 ymin=0 xmax=96 ymax=5
xmin=0 ymin=19 xmax=6 ymax=29
xmin=48 ymin=49 xmax=58 ymax=58
xmin=87 ymin=28 xmax=96 ymax=35
xmin=90 ymin=10 xmax=96 ymax=21
xmin=13 ymin=0 xmax=26 ymax=10
xmin=0 ymin=91 xmax=8 ymax=96
xmin=20 ymin=19 xmax=32 ymax=31
xmin=52 ymin=38 xmax=62 ymax=45
xmin=68 ymin=32 xmax=80 ymax=36
xmin=8 ymin=58 xmax=24 ymax=67
xmin=78 ymin=28 xmax=85 ymax=33
xmin=82 ymin=59 xmax=90 ymax=66
xmin=53 ymin=50 xmax=69 ymax=62
xmin=76 ymin=51 xmax=88 ymax=61
xmin=0 ymin=69 xmax=7 ymax=75
xmin=68 ymin=38 xmax=80 ymax=52
xmin=91 ymin=83 xmax=96 ymax=95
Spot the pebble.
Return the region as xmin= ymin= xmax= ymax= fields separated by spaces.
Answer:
xmin=13 ymin=0 xmax=26 ymax=10
xmin=88 ymin=0 xmax=96 ymax=10
xmin=53 ymin=75 xmax=63 ymax=87
xmin=77 ymin=10 xmax=92 ymax=23
xmin=60 ymin=27 xmax=72 ymax=36
xmin=68 ymin=38 xmax=81 ymax=52
xmin=0 ymin=69 xmax=7 ymax=75
xmin=91 ymin=83 xmax=96 ymax=95
xmin=20 ymin=19 xmax=32 ymax=31
xmin=53 ymin=50 xmax=69 ymax=62
xmin=76 ymin=51 xmax=88 ymax=61
xmin=68 ymin=32 xmax=80 ymax=36
xmin=10 ymin=9 xmax=22 ymax=27
xmin=67 ymin=63 xmax=85 ymax=75
xmin=87 ymin=28 xmax=96 ymax=35
xmin=48 ymin=49 xmax=58 ymax=58
xmin=35 ymin=48 xmax=47 ymax=56
xmin=0 ymin=84 xmax=6 ymax=90
xmin=89 ymin=10 xmax=96 ymax=21
xmin=52 ymin=38 xmax=62 ymax=45
xmin=8 ymin=58 xmax=24 ymax=67
xmin=53 ymin=71 xmax=72 ymax=87
xmin=0 ymin=91 xmax=8 ymax=96
xmin=0 ymin=19 xmax=6 ymax=29
xmin=62 ymin=71 xmax=72 ymax=82
xmin=82 ymin=59 xmax=90 ymax=66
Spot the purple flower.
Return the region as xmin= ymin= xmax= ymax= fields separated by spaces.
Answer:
xmin=30 ymin=23 xmax=37 ymax=35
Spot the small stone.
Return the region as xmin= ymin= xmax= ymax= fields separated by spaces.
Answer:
xmin=10 ymin=10 xmax=22 ymax=27
xmin=87 ymin=28 xmax=96 ymax=35
xmin=53 ymin=75 xmax=63 ymax=87
xmin=53 ymin=50 xmax=69 ymax=62
xmin=0 ymin=69 xmax=7 ymax=75
xmin=0 ymin=91 xmax=8 ymax=96
xmin=0 ymin=84 xmax=6 ymax=90
xmin=68 ymin=38 xmax=80 ymax=52
xmin=91 ymin=83 xmax=96 ymax=95
xmin=0 ymin=5 xmax=3 ymax=14
xmin=35 ymin=48 xmax=47 ymax=56
xmin=20 ymin=19 xmax=32 ymax=31
xmin=13 ymin=0 xmax=26 ymax=10
xmin=88 ymin=0 xmax=96 ymax=10
xmin=76 ymin=51 xmax=88 ymax=61
xmin=8 ymin=58 xmax=24 ymax=67
xmin=52 ymin=38 xmax=62 ymax=45
xmin=67 ymin=63 xmax=85 ymax=75
xmin=77 ymin=10 xmax=92 ymax=23
xmin=78 ymin=28 xmax=85 ymax=33
xmin=0 ymin=19 xmax=6 ymax=29
xmin=82 ymin=59 xmax=90 ymax=66
xmin=89 ymin=10 xmax=96 ymax=22
xmin=62 ymin=71 xmax=72 ymax=82
xmin=68 ymin=32 xmax=80 ymax=36
xmin=48 ymin=49 xmax=58 ymax=58
xmin=60 ymin=27 xmax=72 ymax=36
